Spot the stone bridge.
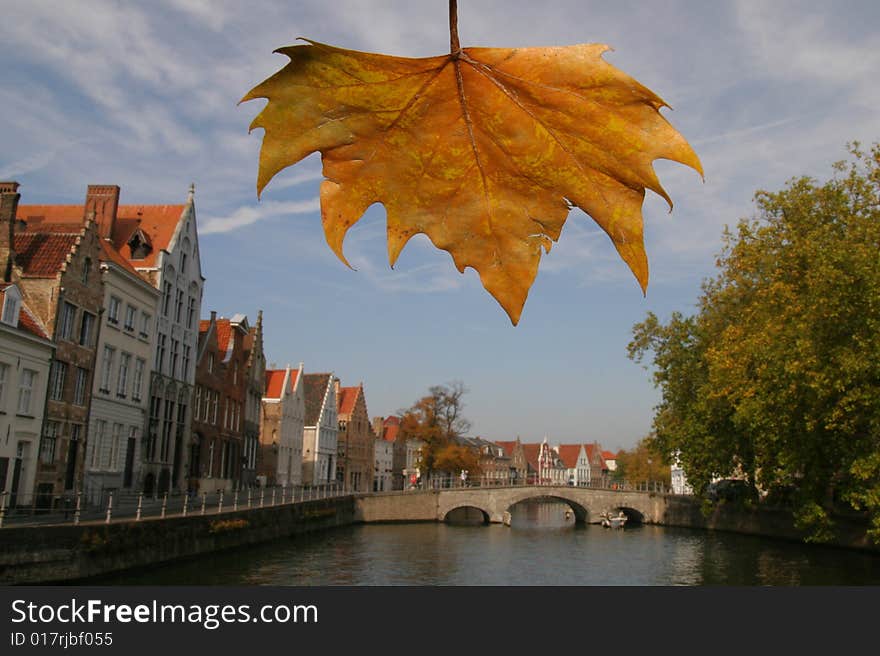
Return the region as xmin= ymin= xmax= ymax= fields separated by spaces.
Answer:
xmin=355 ymin=485 xmax=670 ymax=525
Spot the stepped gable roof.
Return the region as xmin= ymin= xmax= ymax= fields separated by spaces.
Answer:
xmin=556 ymin=444 xmax=582 ymax=469
xmin=337 ymin=385 xmax=361 ymax=417
xmin=12 ymin=230 xmax=79 ymax=278
xmin=19 ymin=202 xmax=185 ymax=268
xmin=303 ymin=373 xmax=332 ymax=425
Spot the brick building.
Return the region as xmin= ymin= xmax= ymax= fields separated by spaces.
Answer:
xmin=336 ymin=383 xmax=374 ymax=493
xmin=240 ymin=312 xmax=265 ymax=487
xmin=4 ymin=182 xmax=106 ymax=505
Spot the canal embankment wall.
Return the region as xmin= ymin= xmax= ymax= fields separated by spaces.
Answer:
xmin=0 ymin=497 xmax=355 ymax=585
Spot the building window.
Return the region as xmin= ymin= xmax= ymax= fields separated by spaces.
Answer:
xmin=117 ymin=353 xmax=131 ymax=398
xmin=132 ymin=358 xmax=145 ymax=402
xmin=1 ymin=293 xmax=19 ymax=325
xmin=124 ymin=305 xmax=136 ymax=332
xmin=161 ymin=398 xmax=175 ymax=462
xmin=49 ymin=360 xmax=67 ymax=401
xmin=194 ymin=386 xmax=202 ymax=422
xmin=81 ymin=257 xmax=91 ymax=285
xmin=182 ymin=344 xmax=191 ymax=381
xmin=162 ymin=282 xmax=172 ymax=316
xmin=0 ymin=362 xmax=7 ymax=405
xmin=17 ymin=369 xmax=36 ymax=415
xmin=186 ymin=296 xmax=196 ymax=329
xmin=140 ymin=311 xmax=151 ymax=339
xmin=155 ymin=335 xmax=166 ymax=373
xmin=170 ymin=339 xmax=179 ymax=379
xmin=175 ymin=289 xmax=184 ymax=323
xmin=79 ymin=311 xmax=95 ymax=347
xmin=109 ymin=423 xmax=123 ymax=470
xmin=40 ymin=421 xmax=59 ymax=464
xmin=59 ymin=301 xmax=77 ymax=340
xmin=207 ymin=355 xmax=213 ymax=374
xmin=73 ymin=367 xmax=89 ymax=406
xmin=108 ymin=296 xmax=120 ymax=325
xmin=100 ymin=346 xmax=115 ymax=394
xmin=91 ymin=420 xmax=106 ymax=469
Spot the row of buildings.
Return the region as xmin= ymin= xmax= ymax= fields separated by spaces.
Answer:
xmin=0 ymin=181 xmax=621 ymax=509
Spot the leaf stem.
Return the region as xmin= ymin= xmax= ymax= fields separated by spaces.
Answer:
xmin=450 ymin=0 xmax=461 ymax=56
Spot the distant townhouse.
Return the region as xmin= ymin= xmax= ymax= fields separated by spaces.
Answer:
xmin=602 ymin=450 xmax=618 ymax=473
xmin=373 ymin=434 xmax=393 ymax=492
xmin=456 ymin=436 xmax=511 ymax=485
xmin=495 ymin=438 xmax=527 ymax=484
xmin=336 ymin=383 xmax=374 ymax=493
xmin=584 ymin=442 xmax=608 ymax=485
xmin=8 ymin=183 xmax=105 ymax=506
xmin=555 ymin=444 xmax=590 ymax=486
xmin=0 ymin=281 xmax=53 ymax=507
xmin=302 ymin=373 xmax=338 ymax=486
xmin=18 ymin=184 xmax=205 ymax=496
xmin=670 ymin=451 xmax=693 ymax=495
xmin=192 ymin=312 xmax=225 ymax=494
xmin=260 ymin=363 xmax=304 ymax=487
xmin=524 ymin=438 xmax=566 ymax=485
xmin=372 ymin=416 xmax=407 ymax=491
xmin=84 ymin=237 xmax=159 ymax=503
xmin=240 ymin=312 xmax=265 ymax=487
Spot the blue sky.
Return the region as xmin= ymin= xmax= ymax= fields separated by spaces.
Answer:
xmin=2 ymin=1 xmax=878 ymax=452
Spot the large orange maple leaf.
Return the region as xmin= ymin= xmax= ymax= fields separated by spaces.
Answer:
xmin=242 ymin=14 xmax=702 ymax=325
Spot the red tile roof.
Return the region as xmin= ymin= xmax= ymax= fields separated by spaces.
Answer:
xmin=338 ymin=386 xmax=360 ymax=417
xmin=382 ymin=424 xmax=399 ymax=442
xmin=198 ymin=319 xmax=211 ymax=334
xmin=556 ymin=444 xmax=582 ymax=469
xmin=98 ymin=238 xmax=140 ymax=278
xmin=384 ymin=416 xmax=400 ymax=426
xmin=602 ymin=450 xmax=617 ymax=461
xmin=19 ymin=202 xmax=186 ymax=269
xmin=289 ymin=368 xmax=300 ymax=391
xmin=585 ymin=444 xmax=607 ymax=468
xmin=13 ymin=231 xmax=79 ymax=277
xmin=521 ymin=444 xmax=540 ymax=470
xmin=215 ymin=319 xmax=232 ymax=357
xmin=264 ymin=369 xmax=287 ymax=399
xmin=494 ymin=441 xmax=518 ymax=457
xmin=17 ymin=303 xmax=50 ymax=340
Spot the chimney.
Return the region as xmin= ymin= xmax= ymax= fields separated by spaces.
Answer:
xmin=85 ymin=184 xmax=120 ymax=240
xmin=210 ymin=310 xmax=217 ymax=323
xmin=0 ymin=182 xmax=20 ymax=282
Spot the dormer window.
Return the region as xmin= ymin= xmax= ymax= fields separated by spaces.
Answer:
xmin=127 ymin=229 xmax=153 ymax=260
xmin=1 ymin=286 xmax=21 ymax=327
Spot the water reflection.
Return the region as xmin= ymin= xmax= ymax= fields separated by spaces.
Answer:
xmin=85 ymin=515 xmax=880 ymax=586
xmin=509 ymin=500 xmax=576 ymax=529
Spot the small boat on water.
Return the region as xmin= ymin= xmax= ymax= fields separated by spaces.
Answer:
xmin=600 ymin=511 xmax=627 ymax=529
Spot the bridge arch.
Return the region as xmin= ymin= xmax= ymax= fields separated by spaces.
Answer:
xmin=444 ymin=506 xmax=490 ymax=525
xmin=506 ymin=495 xmax=590 ymax=524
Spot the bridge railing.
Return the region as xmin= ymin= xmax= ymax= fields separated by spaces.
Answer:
xmin=400 ymin=475 xmax=670 ymax=494
xmin=0 ymin=483 xmax=350 ymax=529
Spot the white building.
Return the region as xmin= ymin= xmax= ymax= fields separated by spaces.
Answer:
xmin=537 ymin=438 xmax=567 ymax=485
xmin=555 ymin=444 xmax=590 ymax=486
xmin=84 ymin=240 xmax=159 ymax=503
xmin=670 ymin=451 xmax=693 ymax=495
xmin=261 ymin=363 xmax=304 ymax=487
xmin=373 ymin=436 xmax=393 ymax=492
xmin=302 ymin=373 xmax=338 ymax=486
xmin=0 ymin=283 xmax=53 ymax=507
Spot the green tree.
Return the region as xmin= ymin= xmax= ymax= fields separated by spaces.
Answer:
xmin=628 ymin=143 xmax=880 ymax=542
xmin=399 ymin=381 xmax=473 ymax=478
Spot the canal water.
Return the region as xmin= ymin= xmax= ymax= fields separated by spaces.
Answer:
xmin=91 ymin=501 xmax=880 ymax=585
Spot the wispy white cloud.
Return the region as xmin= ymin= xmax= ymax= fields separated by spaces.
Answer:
xmin=200 ymin=197 xmax=320 ymax=234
